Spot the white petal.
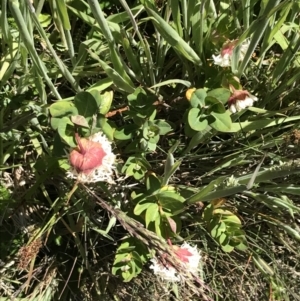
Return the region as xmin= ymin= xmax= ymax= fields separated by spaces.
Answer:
xmin=180 ymin=243 xmax=201 ymax=272
xmin=149 ymin=258 xmax=180 ymax=282
xmin=229 ymin=103 xmax=237 ymax=113
xmin=212 ymin=54 xmax=231 ymax=67
xmin=249 ymin=94 xmax=258 ymax=102
xmin=235 ymin=100 xmax=245 ymax=111
xmin=243 ymin=96 xmax=254 ymax=107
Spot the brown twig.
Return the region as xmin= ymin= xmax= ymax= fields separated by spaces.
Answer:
xmin=104 ymin=100 xmax=168 ymax=118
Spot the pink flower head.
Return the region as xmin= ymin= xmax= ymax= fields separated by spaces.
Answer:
xmin=220 ymin=41 xmax=236 ymax=57
xmin=67 ymin=132 xmax=115 ymax=183
xmin=173 ymin=245 xmax=193 ymax=263
xmin=212 ymin=39 xmax=250 ymax=67
xmin=228 ymin=85 xmax=258 ymax=113
xmin=149 ymin=242 xmax=201 ymax=282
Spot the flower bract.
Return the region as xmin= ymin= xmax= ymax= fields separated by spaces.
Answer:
xmin=212 ymin=39 xmax=250 ymax=67
xmin=67 ymin=132 xmax=115 ymax=183
xmin=228 ymin=87 xmax=258 ymax=113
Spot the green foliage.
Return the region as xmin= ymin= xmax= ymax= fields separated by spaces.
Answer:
xmin=186 ymin=87 xmax=232 ymax=133
xmin=203 ymin=202 xmax=247 ymax=253
xmin=1 ymin=0 xmax=300 ymax=300
xmin=49 ymin=90 xmax=114 ymax=146
xmin=112 ymin=237 xmax=149 ymax=282
xmin=132 ymin=173 xmax=184 ymax=237
xmin=114 ymin=87 xmax=172 ymax=151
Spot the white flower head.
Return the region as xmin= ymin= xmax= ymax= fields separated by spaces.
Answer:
xmin=212 ymin=39 xmax=250 ymax=67
xmin=149 ymin=258 xmax=179 ymax=282
xmin=149 ymin=242 xmax=201 ymax=282
xmin=228 ymin=86 xmax=258 ymax=113
xmin=67 ymin=132 xmax=116 ymax=183
xmin=226 ymin=175 xmax=239 ymax=187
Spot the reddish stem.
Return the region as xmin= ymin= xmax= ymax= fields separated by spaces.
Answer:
xmin=75 ymin=133 xmax=86 ymax=155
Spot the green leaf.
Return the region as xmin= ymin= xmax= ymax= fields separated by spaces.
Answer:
xmin=114 ymin=124 xmax=138 ymax=140
xmin=217 ymin=232 xmax=228 ymax=245
xmin=88 ymin=78 xmax=113 ymax=92
xmin=188 ymin=108 xmax=208 ymax=131
xmin=145 ymin=203 xmax=159 ymax=227
xmin=134 ymin=199 xmax=154 ymax=215
xmin=210 ymin=111 xmax=232 ymax=132
xmin=74 ymin=92 xmax=99 ymax=118
xmin=221 ymin=244 xmax=234 ymax=253
xmin=235 ymin=242 xmax=248 ymax=251
xmin=150 ymin=79 xmax=191 ymax=89
xmin=207 ymin=88 xmax=230 ymax=104
xmin=88 ymin=50 xmax=135 ymax=93
xmin=211 ymin=221 xmax=226 ymax=238
xmin=205 ymin=96 xmax=226 ymax=114
xmin=203 ymin=204 xmax=214 ymax=222
xmin=146 ymin=173 xmax=162 ymax=193
xmin=38 ymin=13 xmax=52 ymax=28
xmin=214 ymin=209 xmax=242 ymax=225
xmin=51 ymin=117 xmax=61 ymax=130
xmin=49 ymin=101 xmax=78 ymax=117
xmin=57 ymin=117 xmax=76 ymax=147
xmin=188 ymin=183 xmax=247 ymax=204
xmin=154 ymin=120 xmax=172 ymax=135
xmin=96 ymin=117 xmax=114 ymax=141
xmin=133 ymin=166 xmax=147 ymax=180
xmin=157 ymin=191 xmax=185 ymax=215
xmin=57 ymin=0 xmax=71 ymax=30
xmin=142 ymin=3 xmax=201 ymax=64
xmin=230 ymin=115 xmax=300 ymax=133
xmin=127 ymin=87 xmax=156 ymax=113
xmin=190 ymin=89 xmax=207 ymax=108
xmin=89 ymin=90 xmax=113 ymax=115
xmin=238 ymin=167 xmax=300 ymax=186
xmin=163 ymin=157 xmax=182 ymax=186
xmin=122 ymin=37 xmax=143 ymax=79
xmin=143 ymin=124 xmax=160 ymax=141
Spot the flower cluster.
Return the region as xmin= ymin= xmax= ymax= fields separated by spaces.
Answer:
xmin=67 ymin=132 xmax=115 ymax=183
xmin=228 ymin=86 xmax=258 ymax=113
xmin=149 ymin=242 xmax=201 ymax=282
xmin=212 ymin=39 xmax=250 ymax=67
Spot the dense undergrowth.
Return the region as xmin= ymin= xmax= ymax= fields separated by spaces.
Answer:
xmin=1 ymin=0 xmax=300 ymax=300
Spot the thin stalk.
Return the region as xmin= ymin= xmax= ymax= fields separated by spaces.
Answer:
xmin=64 ymin=29 xmax=76 ymax=67
xmin=49 ymin=0 xmax=67 ymax=47
xmin=198 ymin=0 xmax=206 ymax=59
xmin=28 ymin=8 xmax=81 ymax=91
xmin=87 ymin=0 xmax=114 ymax=42
xmin=34 ymin=0 xmax=45 ymax=15
xmin=237 ymin=0 xmax=282 ymax=77
xmin=181 ymin=0 xmax=188 ymax=42
xmin=0 ymin=108 xmax=4 ymax=169
xmin=208 ymin=0 xmax=217 ymax=19
xmin=119 ymin=0 xmax=156 ymax=86
xmin=242 ymin=0 xmax=250 ymax=30
xmin=1 ymin=0 xmax=12 ymax=46
xmin=9 ymin=0 xmax=61 ymax=100
xmin=230 ymin=0 xmax=242 ymax=34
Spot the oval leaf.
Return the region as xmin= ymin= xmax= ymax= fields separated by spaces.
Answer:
xmin=188 ymin=108 xmax=208 ymax=131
